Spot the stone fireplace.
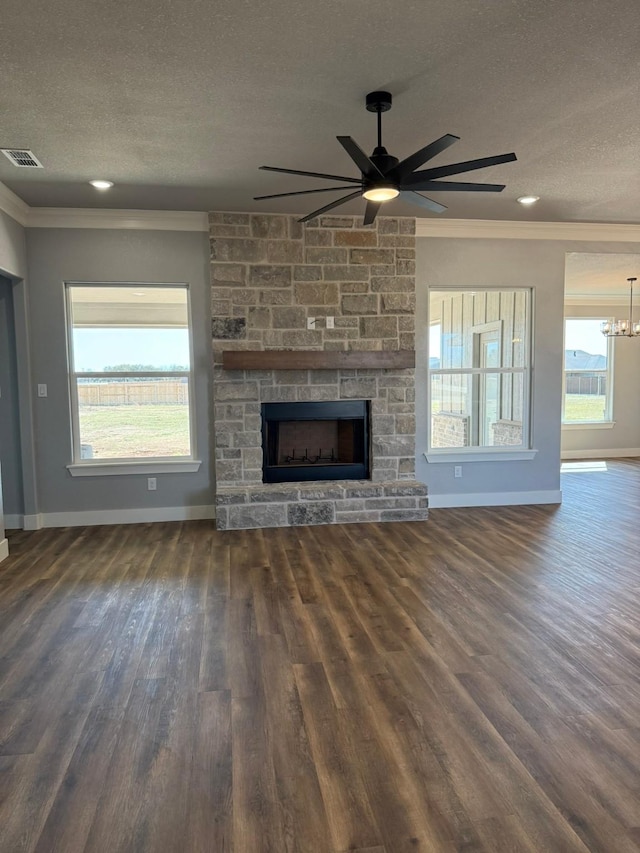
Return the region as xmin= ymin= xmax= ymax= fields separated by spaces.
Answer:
xmin=210 ymin=212 xmax=427 ymax=529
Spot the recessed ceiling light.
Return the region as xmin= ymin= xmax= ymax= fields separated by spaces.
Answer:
xmin=517 ymin=195 xmax=540 ymax=205
xmin=89 ymin=179 xmax=114 ymax=190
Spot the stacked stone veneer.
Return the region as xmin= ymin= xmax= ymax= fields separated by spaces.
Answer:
xmin=210 ymin=211 xmax=427 ymax=530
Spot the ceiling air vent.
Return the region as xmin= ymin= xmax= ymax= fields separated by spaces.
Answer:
xmin=1 ymin=148 xmax=44 ymax=168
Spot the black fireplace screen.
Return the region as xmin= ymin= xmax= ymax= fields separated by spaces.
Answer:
xmin=261 ymin=400 xmax=370 ymax=483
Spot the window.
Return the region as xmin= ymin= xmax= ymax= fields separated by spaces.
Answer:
xmin=563 ymin=318 xmax=612 ymax=423
xmin=66 ymin=284 xmax=196 ymax=469
xmin=428 ymin=289 xmax=531 ymax=453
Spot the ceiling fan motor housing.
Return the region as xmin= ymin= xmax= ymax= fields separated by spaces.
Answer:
xmin=365 ymin=91 xmax=393 ymax=113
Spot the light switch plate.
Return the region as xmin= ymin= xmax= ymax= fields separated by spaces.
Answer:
xmin=307 ymin=317 xmax=316 ymax=330
xmin=38 ymin=384 xmax=47 ymax=397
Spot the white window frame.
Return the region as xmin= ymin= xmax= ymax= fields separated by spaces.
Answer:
xmin=562 ymin=316 xmax=614 ymax=429
xmin=64 ymin=281 xmax=201 ymax=476
xmin=425 ymin=287 xmax=536 ymax=463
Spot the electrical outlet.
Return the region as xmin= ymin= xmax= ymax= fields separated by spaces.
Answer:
xmin=307 ymin=317 xmax=316 ymax=330
xmin=454 ymin=465 xmax=463 ymax=478
xmin=326 ymin=316 xmax=335 ymax=329
xmin=147 ymin=477 xmax=157 ymax=491
xmin=37 ymin=384 xmax=47 ymax=397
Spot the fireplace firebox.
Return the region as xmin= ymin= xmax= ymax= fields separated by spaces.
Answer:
xmin=261 ymin=400 xmax=370 ymax=483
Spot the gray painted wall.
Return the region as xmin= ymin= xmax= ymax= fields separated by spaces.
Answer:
xmin=0 ymin=209 xmax=27 ymax=280
xmin=562 ymin=302 xmax=640 ymax=454
xmin=25 ymin=228 xmax=214 ymax=513
xmin=416 ymin=238 xmax=640 ymax=499
xmin=0 ymin=277 xmax=25 ymax=516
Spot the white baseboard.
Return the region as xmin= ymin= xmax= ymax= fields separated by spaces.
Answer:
xmin=11 ymin=505 xmax=215 ymax=530
xmin=561 ymin=448 xmax=640 ymax=460
xmin=428 ymin=489 xmax=562 ymax=509
xmin=0 ymin=538 xmax=8 ymax=562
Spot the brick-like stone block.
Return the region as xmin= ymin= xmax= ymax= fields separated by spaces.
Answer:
xmin=211 ymin=299 xmax=230 ymax=316
xmin=373 ymin=436 xmax=415 ymax=457
xmin=242 ymin=448 xmax=263 ymax=468
xmin=227 ymin=504 xmax=288 ymax=529
xmin=297 ymin=385 xmax=339 ymax=401
xmin=399 ymin=218 xmax=416 ymax=234
xmin=359 ymin=316 xmax=398 ymax=339
xmin=380 ymin=509 xmax=428 ymax=522
xmin=396 ymin=259 xmax=416 ymax=276
xmin=282 ymin=330 xmax=323 ymax=347
xmin=250 ymin=489 xmax=299 ymax=503
xmin=293 ymin=265 xmax=323 ymax=281
xmin=229 ymin=289 xmax=258 ymax=305
xmin=304 ymin=230 xmax=333 ymax=247
xmin=211 ymin=263 xmax=246 ymax=285
xmin=339 ymin=378 xmax=377 ymax=399
xmin=372 ymin=415 xmax=395 ymax=435
xmin=305 ymin=247 xmax=348 ymax=265
xmin=377 ymin=218 xmax=399 ymax=234
xmin=323 ymin=265 xmax=370 ymax=282
xmin=289 ymin=217 xmax=304 ymax=240
xmin=215 ymin=491 xmax=248 ymax=505
xmin=267 ymin=240 xmax=304 ymax=264
xmin=216 ymin=459 xmax=244 ymax=481
xmin=399 ymin=333 xmax=415 ymax=350
xmin=345 ymin=484 xmax=384 ymax=498
xmin=249 ymin=265 xmax=292 ymax=288
xmin=251 ymin=214 xmax=287 ymax=239
xmin=340 ymin=281 xmax=369 ymax=294
xmin=319 ymin=216 xmax=353 ymax=228
xmin=335 ymin=510 xmax=382 ymax=523
xmin=260 ymin=385 xmax=298 ymax=402
xmin=334 ymin=230 xmax=378 ymax=247
xmin=396 ymin=414 xmax=416 ymax=434
xmin=247 ymin=307 xmax=271 ymax=328
xmin=214 ymin=382 xmax=259 ymax=401
xmin=272 ymin=306 xmax=306 ymax=328
xmin=381 ymin=293 xmax=415 ymax=314
xmin=212 ymin=238 xmax=266 ymax=263
xmin=349 ymin=248 xmax=394 ymax=265
xmin=398 ymin=316 xmax=415 ymax=331
xmin=298 ymin=485 xmax=345 ymax=500
xmin=211 ymin=318 xmax=246 ymax=339
xmin=341 ymin=294 xmax=378 ymax=315
xmin=259 ymin=289 xmax=292 ymax=305
xmin=383 ymin=483 xmax=427 ymax=496
xmin=371 ymin=276 xmax=414 ymax=293
xmin=294 ymin=282 xmax=339 ymax=305
xmin=233 ymin=431 xmax=261 ymax=448
xmin=274 ymin=370 xmax=309 ymax=385
xmin=288 ymin=502 xmax=335 ymax=526
xmin=395 ymin=248 xmax=416 ymax=259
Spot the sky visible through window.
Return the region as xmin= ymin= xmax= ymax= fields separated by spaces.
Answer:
xmin=72 ymin=328 xmax=190 ymax=371
xmin=565 ymin=319 xmax=607 ymax=357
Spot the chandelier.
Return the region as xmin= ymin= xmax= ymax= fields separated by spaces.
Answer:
xmin=601 ymin=277 xmax=640 ymax=337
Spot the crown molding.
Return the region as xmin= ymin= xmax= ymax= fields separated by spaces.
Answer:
xmin=564 ymin=294 xmax=629 ymax=306
xmin=0 ymin=181 xmax=30 ymax=226
xmin=27 ymin=207 xmax=209 ymax=231
xmin=416 ymin=218 xmax=640 ymax=242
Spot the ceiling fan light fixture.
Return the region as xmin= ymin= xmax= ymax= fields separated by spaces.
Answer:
xmin=362 ymin=185 xmax=399 ymax=202
xmin=517 ymin=195 xmax=539 ymax=205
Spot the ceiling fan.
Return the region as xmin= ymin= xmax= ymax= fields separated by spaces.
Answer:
xmin=254 ymin=91 xmax=517 ymax=225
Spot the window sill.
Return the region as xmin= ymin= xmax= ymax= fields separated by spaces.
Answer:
xmin=561 ymin=421 xmax=615 ymax=430
xmin=424 ymin=449 xmax=538 ymax=463
xmin=67 ymin=460 xmax=202 ymax=477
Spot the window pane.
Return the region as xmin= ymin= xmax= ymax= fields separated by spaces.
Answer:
xmin=77 ymin=377 xmax=191 ymax=458
xmin=72 ymin=328 xmax=191 ymax=372
xmin=431 ymin=373 xmax=524 ymax=448
xmin=564 ymin=319 xmax=608 ymax=422
xmin=429 ymin=290 xmax=528 ymax=369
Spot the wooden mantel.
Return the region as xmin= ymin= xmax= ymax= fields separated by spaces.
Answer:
xmin=222 ymin=349 xmax=415 ymax=370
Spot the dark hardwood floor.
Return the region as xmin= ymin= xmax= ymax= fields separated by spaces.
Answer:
xmin=1 ymin=460 xmax=639 ymax=852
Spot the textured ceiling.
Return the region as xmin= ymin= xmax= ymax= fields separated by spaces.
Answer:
xmin=565 ymin=253 xmax=640 ymax=298
xmin=2 ymin=0 xmax=640 ymax=220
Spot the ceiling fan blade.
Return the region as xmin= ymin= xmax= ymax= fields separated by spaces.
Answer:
xmin=298 ymin=190 xmax=363 ymax=224
xmin=401 ymin=180 xmax=506 ymax=193
xmin=254 ymin=185 xmax=362 ymax=201
xmin=393 ymin=134 xmax=460 ymax=179
xmin=406 ymin=152 xmax=517 ymax=183
xmin=363 ymin=200 xmax=382 ymax=226
xmin=259 ymin=165 xmax=362 ymax=184
xmin=337 ymin=136 xmax=384 ymax=178
xmin=401 ymin=192 xmax=447 ymax=214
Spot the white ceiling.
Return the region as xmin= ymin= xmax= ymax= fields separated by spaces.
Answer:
xmin=2 ymin=0 xmax=640 ymax=221
xmin=565 ymin=253 xmax=640 ymax=299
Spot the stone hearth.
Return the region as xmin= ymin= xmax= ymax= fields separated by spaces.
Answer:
xmin=210 ymin=212 xmax=427 ymax=530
